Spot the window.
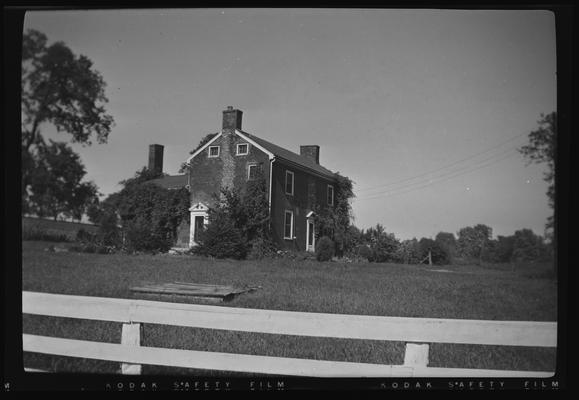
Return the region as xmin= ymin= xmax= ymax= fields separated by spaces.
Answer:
xmin=285 ymin=170 xmax=294 ymax=195
xmin=247 ymin=163 xmax=262 ymax=180
xmin=284 ymin=210 xmax=294 ymax=239
xmin=208 ymin=146 xmax=220 ymax=158
xmin=236 ymin=143 xmax=249 ymax=155
xmin=327 ymin=185 xmax=334 ymax=206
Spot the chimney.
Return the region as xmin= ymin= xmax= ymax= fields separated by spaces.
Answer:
xmin=222 ymin=106 xmax=243 ymax=131
xmin=148 ymin=144 xmax=164 ymax=174
xmin=300 ymin=145 xmax=320 ymax=165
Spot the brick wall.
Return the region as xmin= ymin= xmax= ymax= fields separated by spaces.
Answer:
xmin=188 ymin=133 xmax=271 ymax=207
xmin=270 ymin=160 xmax=336 ymax=251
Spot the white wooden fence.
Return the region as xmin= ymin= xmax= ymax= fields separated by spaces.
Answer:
xmin=22 ymin=291 xmax=556 ymax=377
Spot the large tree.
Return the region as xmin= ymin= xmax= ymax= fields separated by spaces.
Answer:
xmin=21 ymin=29 xmax=114 ymax=203
xmin=27 ymin=140 xmax=99 ymax=221
xmin=519 ymin=112 xmax=556 ymax=241
xmin=21 ymin=29 xmax=114 ymax=152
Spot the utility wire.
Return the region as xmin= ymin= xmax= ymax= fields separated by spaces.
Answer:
xmin=356 ymin=145 xmax=520 ymax=198
xmin=356 ymin=132 xmax=527 ymax=193
xmin=356 ymin=149 xmax=519 ymax=201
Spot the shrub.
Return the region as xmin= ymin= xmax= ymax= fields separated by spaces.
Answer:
xmin=247 ymin=237 xmax=278 ymax=260
xmin=22 ymin=226 xmax=70 ymax=242
xmin=124 ymin=218 xmax=173 ymax=253
xmin=98 ymin=210 xmax=122 ymax=247
xmin=76 ymin=228 xmax=97 ymax=244
xmin=192 ymin=216 xmax=247 ymax=260
xmin=194 ymin=181 xmax=271 ymax=260
xmin=83 ymin=243 xmax=97 ymax=253
xmin=354 ymin=244 xmax=372 ymax=261
xmin=315 ymin=236 xmax=335 ymax=262
xmin=69 ymin=243 xmax=113 ymax=254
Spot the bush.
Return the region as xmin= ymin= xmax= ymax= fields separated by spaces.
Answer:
xmin=95 ymin=180 xmax=190 ymax=253
xmin=76 ymin=228 xmax=97 ymax=244
xmin=22 ymin=226 xmax=70 ymax=242
xmin=315 ymin=236 xmax=335 ymax=262
xmin=69 ymin=243 xmax=113 ymax=254
xmin=124 ymin=218 xmax=173 ymax=253
xmin=247 ymin=237 xmax=278 ymax=260
xmin=98 ymin=211 xmax=122 ymax=247
xmin=192 ymin=216 xmax=248 ymax=260
xmin=354 ymin=244 xmax=372 ymax=261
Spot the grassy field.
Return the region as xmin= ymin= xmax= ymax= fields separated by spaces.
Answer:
xmin=22 ymin=240 xmax=558 ymax=376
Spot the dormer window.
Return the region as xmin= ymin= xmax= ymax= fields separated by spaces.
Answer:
xmin=327 ymin=184 xmax=334 ymax=206
xmin=236 ymin=143 xmax=249 ymax=155
xmin=208 ymin=146 xmax=220 ymax=158
xmin=285 ymin=170 xmax=294 ymax=196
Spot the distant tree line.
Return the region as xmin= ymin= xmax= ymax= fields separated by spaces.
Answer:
xmin=339 ymin=223 xmax=552 ymax=266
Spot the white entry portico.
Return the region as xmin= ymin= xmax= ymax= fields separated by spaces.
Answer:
xmin=189 ymin=202 xmax=209 ymax=247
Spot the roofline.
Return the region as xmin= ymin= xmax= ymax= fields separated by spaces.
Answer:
xmin=238 ymin=129 xmax=337 ymax=179
xmin=275 ymin=157 xmax=338 ymax=181
xmin=184 ymin=129 xmax=336 ymax=180
xmin=235 ymin=130 xmax=275 ymax=160
xmin=185 ymin=132 xmax=223 ymax=163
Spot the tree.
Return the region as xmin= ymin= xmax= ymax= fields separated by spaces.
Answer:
xmin=21 ymin=29 xmax=114 ymax=204
xmin=435 ymin=232 xmax=457 ymax=261
xmin=456 ymin=224 xmax=493 ymax=264
xmin=116 ymin=183 xmax=189 ymax=252
xmin=512 ymin=229 xmax=550 ymax=263
xmin=395 ymin=238 xmax=421 ymax=264
xmin=26 ymin=140 xmax=98 ymax=221
xmin=87 ymin=168 xmax=189 ymax=252
xmin=519 ymin=112 xmax=556 ymax=241
xmin=21 ymin=29 xmax=114 ymax=153
xmin=193 ymin=172 xmax=274 ymax=259
xmin=484 ymin=235 xmax=515 ymax=263
xmin=119 ymin=166 xmax=165 ymax=188
xmin=418 ymin=238 xmax=450 ymax=265
xmin=363 ymin=224 xmax=401 ymax=263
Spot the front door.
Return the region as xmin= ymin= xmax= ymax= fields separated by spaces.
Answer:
xmin=307 ymin=220 xmax=315 ymax=252
xmin=194 ymin=216 xmax=205 ymax=243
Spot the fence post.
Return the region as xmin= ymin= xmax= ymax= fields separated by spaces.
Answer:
xmin=121 ymin=323 xmax=142 ymax=375
xmin=403 ymin=343 xmax=429 ymax=376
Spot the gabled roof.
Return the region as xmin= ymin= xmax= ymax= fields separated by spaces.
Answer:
xmin=149 ymin=174 xmax=188 ymax=190
xmin=184 ymin=129 xmax=338 ymax=180
xmin=238 ymin=130 xmax=338 ymax=180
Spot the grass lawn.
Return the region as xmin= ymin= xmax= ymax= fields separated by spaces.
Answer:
xmin=21 ymin=240 xmax=558 ymax=376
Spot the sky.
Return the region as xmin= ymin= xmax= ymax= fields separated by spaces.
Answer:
xmin=23 ymin=8 xmax=556 ymax=240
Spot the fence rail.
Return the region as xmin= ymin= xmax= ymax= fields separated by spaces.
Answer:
xmin=22 ymin=291 xmax=556 ymax=377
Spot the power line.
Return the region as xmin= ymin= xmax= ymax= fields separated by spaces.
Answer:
xmin=355 ymin=132 xmax=527 ymax=193
xmin=357 ymin=145 xmax=519 ymax=196
xmin=356 ymin=149 xmax=518 ymax=201
xmin=355 ymin=149 xmax=519 ymax=201
xmin=356 ymin=145 xmax=520 ymax=198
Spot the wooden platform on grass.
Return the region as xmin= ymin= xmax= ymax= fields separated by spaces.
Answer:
xmin=130 ymin=282 xmax=260 ymax=302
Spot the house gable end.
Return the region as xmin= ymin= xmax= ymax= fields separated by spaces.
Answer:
xmin=234 ymin=130 xmax=275 ymax=160
xmin=186 ymin=132 xmax=223 ymax=164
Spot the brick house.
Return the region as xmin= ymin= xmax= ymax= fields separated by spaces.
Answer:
xmin=149 ymin=107 xmax=339 ymax=252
